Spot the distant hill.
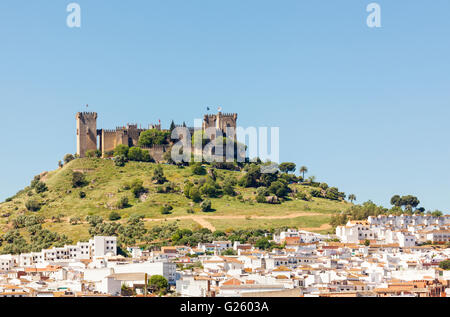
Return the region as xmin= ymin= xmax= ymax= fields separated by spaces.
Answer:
xmin=0 ymin=158 xmax=351 ymax=243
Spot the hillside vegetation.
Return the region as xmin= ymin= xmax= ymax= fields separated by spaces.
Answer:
xmin=0 ymin=158 xmax=353 ymax=248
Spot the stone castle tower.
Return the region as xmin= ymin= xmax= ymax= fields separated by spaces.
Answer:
xmin=203 ymin=112 xmax=238 ymax=139
xmin=76 ymin=112 xmax=98 ymax=158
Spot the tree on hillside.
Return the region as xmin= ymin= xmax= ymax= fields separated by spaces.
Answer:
xmin=138 ymin=129 xmax=169 ymax=147
xmin=63 ymin=154 xmax=75 ymax=164
xmin=114 ymin=144 xmax=129 ymax=157
xmin=130 ymin=179 xmax=145 ymax=198
xmin=72 ymin=171 xmax=87 ymax=188
xmin=390 ymin=195 xmax=420 ymax=211
xmin=299 ymin=166 xmax=308 ymax=180
xmin=128 ymin=147 xmax=152 ymax=162
xmin=348 ymin=194 xmax=356 ymax=203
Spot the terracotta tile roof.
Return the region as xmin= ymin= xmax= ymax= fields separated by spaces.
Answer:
xmin=222 ymin=278 xmax=242 ymax=286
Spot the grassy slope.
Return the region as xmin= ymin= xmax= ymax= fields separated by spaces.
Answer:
xmin=0 ymin=158 xmax=351 ymax=241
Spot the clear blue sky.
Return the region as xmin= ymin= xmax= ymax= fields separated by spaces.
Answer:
xmin=0 ymin=1 xmax=449 ymax=212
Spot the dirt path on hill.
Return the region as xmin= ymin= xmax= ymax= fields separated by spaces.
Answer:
xmin=297 ymin=223 xmax=332 ymax=231
xmin=144 ymin=212 xmax=329 ymax=231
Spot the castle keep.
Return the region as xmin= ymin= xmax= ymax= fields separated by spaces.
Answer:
xmin=76 ymin=111 xmax=238 ymax=160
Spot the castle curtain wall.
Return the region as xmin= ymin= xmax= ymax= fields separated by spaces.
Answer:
xmin=101 ymin=130 xmax=117 ymax=155
xmin=77 ymin=111 xmax=237 ymax=161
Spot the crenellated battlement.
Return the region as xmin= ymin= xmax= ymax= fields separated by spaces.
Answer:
xmin=219 ymin=112 xmax=237 ymax=118
xmin=76 ymin=112 xmax=98 ymax=118
xmin=102 ymin=129 xmax=117 ymax=134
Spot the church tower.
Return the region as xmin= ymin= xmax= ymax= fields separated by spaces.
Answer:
xmin=76 ymin=112 xmax=98 ymax=157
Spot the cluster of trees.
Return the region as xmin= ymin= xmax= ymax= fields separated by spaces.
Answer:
xmin=309 ymin=184 xmax=346 ymax=201
xmin=86 ymin=215 xmax=147 ymax=249
xmin=183 ymin=175 xmax=222 ymax=211
xmin=0 ymin=224 xmax=72 ymax=255
xmin=12 ymin=215 xmax=45 ymax=229
xmin=390 ymin=195 xmax=421 ymax=212
xmin=113 ymin=145 xmax=153 ymax=165
xmin=156 ymin=224 xmax=283 ymax=249
xmin=330 ymin=198 xmax=445 ymax=229
xmin=138 ymin=129 xmax=170 ymax=147
xmin=238 ymin=163 xmax=292 ymax=203
xmin=330 ymin=201 xmax=388 ymax=228
xmin=82 ymin=220 xmax=289 ymax=251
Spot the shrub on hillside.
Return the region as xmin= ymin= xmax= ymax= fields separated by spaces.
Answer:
xmin=296 ymin=192 xmax=308 ymax=201
xmin=109 ymin=211 xmax=121 ymax=221
xmin=130 ymin=179 xmax=145 ymax=198
xmin=189 ymin=187 xmax=202 ymax=203
xmin=25 ymin=199 xmax=41 ymax=211
xmin=69 ymin=217 xmax=81 ymax=225
xmin=191 ymin=163 xmax=206 ymax=176
xmin=156 ymin=182 xmax=175 ymax=194
xmin=113 ymin=155 xmax=128 ymax=167
xmin=152 ymin=165 xmax=167 ymax=184
xmin=35 ymin=181 xmax=48 ymax=194
xmin=160 ymin=204 xmax=173 ymax=215
xmin=116 ymin=196 xmax=129 ymax=209
xmin=199 ymin=178 xmax=221 ymax=198
xmin=186 ymin=208 xmax=195 ymax=214
xmin=200 ymin=199 xmax=212 ymax=212
xmin=256 ymin=195 xmax=266 ymax=204
xmin=223 ymin=177 xmax=236 ymax=196
xmin=86 ymin=150 xmax=102 ymax=158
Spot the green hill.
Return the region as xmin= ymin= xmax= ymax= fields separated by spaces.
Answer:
xmin=0 ymin=158 xmax=351 ymax=243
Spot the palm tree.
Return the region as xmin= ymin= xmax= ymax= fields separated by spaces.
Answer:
xmin=348 ymin=194 xmax=356 ymax=203
xmin=300 ymin=166 xmax=308 ymax=180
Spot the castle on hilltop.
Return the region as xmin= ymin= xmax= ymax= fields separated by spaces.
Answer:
xmin=76 ymin=111 xmax=238 ymax=161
